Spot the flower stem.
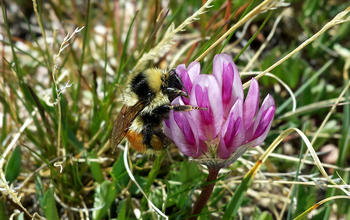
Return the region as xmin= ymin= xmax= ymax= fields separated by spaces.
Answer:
xmin=188 ymin=167 xmax=220 ymax=220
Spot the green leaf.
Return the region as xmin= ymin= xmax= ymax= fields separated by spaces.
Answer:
xmin=170 ymin=181 xmax=200 ymax=220
xmin=252 ymin=206 xmax=262 ymax=219
xmin=5 ymin=146 xmax=21 ymax=184
xmin=338 ymin=78 xmax=350 ymax=167
xmin=116 ymin=199 xmax=127 ymax=220
xmin=0 ymin=104 xmax=7 ymax=143
xmin=93 ymin=180 xmax=119 ymax=220
xmin=0 ymin=200 xmax=9 ymax=220
xmin=222 ymin=172 xmax=255 ymax=219
xmin=111 ymin=152 xmax=129 ymax=187
xmin=67 ymin=127 xmax=84 ymax=151
xmin=130 ymin=175 xmax=147 ymax=195
xmin=35 ymin=176 xmax=45 ymax=210
xmin=198 ymin=205 xmax=210 ymax=220
xmin=88 ymin=151 xmax=104 ymax=183
xmin=43 ymin=187 xmax=59 ymax=220
xmin=257 ymin=211 xmax=273 ymax=220
xmin=141 ymin=151 xmax=165 ymax=207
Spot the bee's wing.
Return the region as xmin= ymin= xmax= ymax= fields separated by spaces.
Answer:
xmin=110 ymin=102 xmax=146 ymax=151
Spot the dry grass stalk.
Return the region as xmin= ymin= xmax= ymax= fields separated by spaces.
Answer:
xmin=51 ymin=27 xmax=84 ymax=157
xmin=241 ymin=71 xmax=296 ymax=112
xmin=243 ymin=6 xmax=350 ymax=89
xmin=132 ymin=0 xmax=213 ymax=75
xmin=242 ymin=10 xmax=286 ymax=72
xmin=0 ymin=110 xmax=43 ymax=219
xmin=279 ymin=79 xmax=350 ymax=217
xmin=195 ymin=0 xmax=289 ymax=62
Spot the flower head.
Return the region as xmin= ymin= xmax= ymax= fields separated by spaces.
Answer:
xmin=164 ymin=54 xmax=275 ymax=168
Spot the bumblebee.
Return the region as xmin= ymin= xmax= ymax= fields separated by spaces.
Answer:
xmin=111 ymin=68 xmax=202 ymax=154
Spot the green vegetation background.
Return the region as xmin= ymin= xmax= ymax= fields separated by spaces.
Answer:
xmin=1 ymin=0 xmax=350 ymax=219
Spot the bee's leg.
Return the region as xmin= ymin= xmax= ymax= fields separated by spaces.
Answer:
xmin=142 ymin=125 xmax=165 ymax=151
xmin=142 ymin=124 xmax=173 ymax=151
xmin=170 ymin=105 xmax=207 ymax=112
xmin=142 ymin=125 xmax=154 ymax=149
xmin=149 ymin=104 xmax=206 ymax=115
xmin=155 ymin=128 xmax=174 ymax=147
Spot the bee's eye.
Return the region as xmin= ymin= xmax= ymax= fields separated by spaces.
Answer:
xmin=168 ymin=73 xmax=182 ymax=90
xmin=173 ymin=80 xmax=182 ymax=90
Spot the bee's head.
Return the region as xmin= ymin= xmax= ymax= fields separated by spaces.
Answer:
xmin=166 ymin=69 xmax=189 ymax=101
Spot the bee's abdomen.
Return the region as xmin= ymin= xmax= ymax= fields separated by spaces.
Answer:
xmin=126 ymin=130 xmax=146 ymax=152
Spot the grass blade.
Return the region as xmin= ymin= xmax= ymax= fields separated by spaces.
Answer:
xmin=5 ymin=146 xmax=22 ymax=184
xmin=42 ymin=187 xmax=60 ymax=220
xmin=116 ymin=10 xmax=139 ymax=84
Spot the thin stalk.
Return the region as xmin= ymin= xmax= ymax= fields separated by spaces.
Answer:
xmin=195 ymin=0 xmax=272 ymax=62
xmin=51 ymin=27 xmax=84 ymax=156
xmin=188 ymin=167 xmax=220 ymax=220
xmin=243 ymin=6 xmax=350 ymax=89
